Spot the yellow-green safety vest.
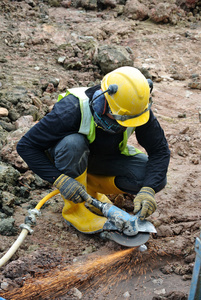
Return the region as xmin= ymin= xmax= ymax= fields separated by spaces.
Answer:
xmin=58 ymin=87 xmax=142 ymax=156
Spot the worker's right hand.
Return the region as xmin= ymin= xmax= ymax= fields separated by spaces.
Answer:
xmin=53 ymin=174 xmax=91 ymax=204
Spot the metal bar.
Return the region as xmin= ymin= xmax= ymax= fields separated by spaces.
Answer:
xmin=188 ymin=233 xmax=201 ymax=300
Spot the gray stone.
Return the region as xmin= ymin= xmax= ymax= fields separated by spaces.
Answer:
xmin=0 ymin=163 xmax=20 ymax=185
xmin=8 ymin=108 xmax=20 ymax=122
xmin=0 ymin=125 xmax=8 ymax=150
xmin=0 ymin=217 xmax=17 ymax=236
xmin=95 ymin=45 xmax=133 ymax=74
xmin=0 ymin=120 xmax=15 ymax=132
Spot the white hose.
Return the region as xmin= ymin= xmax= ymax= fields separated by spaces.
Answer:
xmin=0 ymin=190 xmax=60 ymax=268
xmin=0 ymin=229 xmax=28 ymax=267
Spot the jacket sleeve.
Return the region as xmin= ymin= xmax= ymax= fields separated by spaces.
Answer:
xmin=17 ymin=95 xmax=81 ymax=183
xmin=135 ymin=110 xmax=170 ymax=192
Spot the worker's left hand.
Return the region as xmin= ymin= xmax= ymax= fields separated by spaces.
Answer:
xmin=133 ymin=187 xmax=157 ymax=220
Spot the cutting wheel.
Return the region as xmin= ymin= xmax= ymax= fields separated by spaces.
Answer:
xmin=100 ymin=231 xmax=150 ymax=247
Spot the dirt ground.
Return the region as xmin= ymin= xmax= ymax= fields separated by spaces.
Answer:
xmin=0 ymin=1 xmax=201 ymax=299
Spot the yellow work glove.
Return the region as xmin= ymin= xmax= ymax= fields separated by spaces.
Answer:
xmin=133 ymin=187 xmax=157 ymax=220
xmin=54 ymin=174 xmax=91 ymax=204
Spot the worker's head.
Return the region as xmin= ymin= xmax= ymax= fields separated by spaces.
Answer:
xmin=101 ymin=66 xmax=151 ymax=127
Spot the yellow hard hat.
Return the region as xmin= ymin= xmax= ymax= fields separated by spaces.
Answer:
xmin=101 ymin=66 xmax=151 ymax=127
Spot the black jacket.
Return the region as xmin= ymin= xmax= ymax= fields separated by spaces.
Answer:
xmin=17 ymin=86 xmax=170 ymax=190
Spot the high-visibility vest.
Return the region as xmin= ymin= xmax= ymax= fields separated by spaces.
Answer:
xmin=58 ymin=87 xmax=142 ymax=156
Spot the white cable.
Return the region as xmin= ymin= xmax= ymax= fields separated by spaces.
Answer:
xmin=0 ymin=229 xmax=29 ymax=268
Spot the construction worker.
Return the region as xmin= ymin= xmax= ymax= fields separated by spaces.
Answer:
xmin=17 ymin=66 xmax=170 ymax=233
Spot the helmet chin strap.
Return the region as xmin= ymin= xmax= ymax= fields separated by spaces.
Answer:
xmin=110 ymin=97 xmax=153 ymax=121
xmin=93 ymin=112 xmax=126 ymax=134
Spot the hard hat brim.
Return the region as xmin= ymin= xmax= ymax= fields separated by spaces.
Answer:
xmin=115 ymin=109 xmax=150 ymax=127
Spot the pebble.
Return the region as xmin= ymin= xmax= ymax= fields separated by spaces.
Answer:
xmin=154 ymin=288 xmax=166 ymax=295
xmin=152 ymin=278 xmax=164 ymax=285
xmin=123 ymin=291 xmax=130 ymax=298
xmin=177 ymin=113 xmax=186 ymax=118
xmin=185 ymin=91 xmax=193 ymax=98
xmin=1 ymin=281 xmax=9 ymax=291
xmin=0 ymin=107 xmax=8 ymax=117
xmin=179 ymin=126 xmax=189 ymax=134
xmin=138 ymin=244 xmax=147 ymax=252
xmin=72 ymin=287 xmax=82 ymax=299
xmin=58 ymin=56 xmax=66 ymax=63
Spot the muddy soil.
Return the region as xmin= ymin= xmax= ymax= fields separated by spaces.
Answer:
xmin=0 ymin=1 xmax=201 ymax=299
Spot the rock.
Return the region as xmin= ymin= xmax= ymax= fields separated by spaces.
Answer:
xmin=29 ymin=93 xmax=43 ymax=109
xmin=0 ymin=125 xmax=8 ymax=150
xmin=123 ymin=291 xmax=130 ymax=298
xmin=178 ymin=0 xmax=200 ymax=10
xmin=177 ymin=113 xmax=186 ymax=118
xmin=58 ymin=56 xmax=66 ymax=64
xmin=157 ymin=225 xmax=173 ymax=237
xmin=113 ymin=194 xmax=125 ymax=208
xmin=124 ymin=0 xmax=148 ymax=20
xmin=179 ymin=126 xmax=189 ymax=134
xmin=95 ymin=44 xmax=134 ymax=74
xmin=152 ymin=278 xmax=164 ymax=285
xmin=149 ymin=3 xmax=179 ymax=24
xmin=184 ymin=253 xmax=196 ymax=263
xmin=154 ymin=288 xmax=166 ymax=295
xmin=71 ymin=287 xmax=82 ymax=299
xmin=1 ymin=128 xmax=29 ymax=170
xmin=61 ymin=0 xmax=71 ymax=8
xmin=138 ymin=67 xmax=153 ymax=79
xmin=0 ymin=163 xmax=20 ymax=185
xmin=172 ymin=225 xmax=183 ymax=235
xmin=99 ymin=0 xmax=117 ymax=8
xmin=173 ymin=264 xmax=192 ymax=276
xmin=1 ymin=191 xmax=16 ymax=216
xmin=50 ymin=77 xmax=60 ymax=88
xmin=171 ymin=74 xmax=186 ymax=81
xmin=82 ymin=245 xmax=96 ymax=254
xmin=45 ymin=82 xmax=56 ymax=93
xmin=34 ymin=174 xmax=50 ymax=188
xmin=0 ymin=107 xmax=8 ymax=117
xmin=15 ymin=115 xmax=34 ymax=129
xmin=78 ymin=0 xmax=98 ymax=10
xmin=152 ymin=291 xmax=188 ymax=300
xmin=5 ymin=86 xmax=28 ymax=106
xmin=138 ymin=244 xmax=147 ymax=252
xmin=188 ymin=81 xmax=201 ymax=89
xmin=1 ymin=281 xmax=9 ymax=291
xmin=0 ymin=120 xmax=16 ymax=132
xmin=8 ymin=108 xmax=20 ymax=122
xmin=160 ymin=265 xmax=174 ymax=275
xmin=0 ymin=217 xmax=17 ymax=236
xmin=182 ymin=274 xmax=192 ymax=281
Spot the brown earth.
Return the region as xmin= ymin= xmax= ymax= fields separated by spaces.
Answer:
xmin=0 ymin=1 xmax=201 ymax=299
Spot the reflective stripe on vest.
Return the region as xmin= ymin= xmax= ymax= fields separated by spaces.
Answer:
xmin=58 ymin=88 xmax=142 ymax=156
xmin=58 ymin=87 xmax=93 ymax=136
